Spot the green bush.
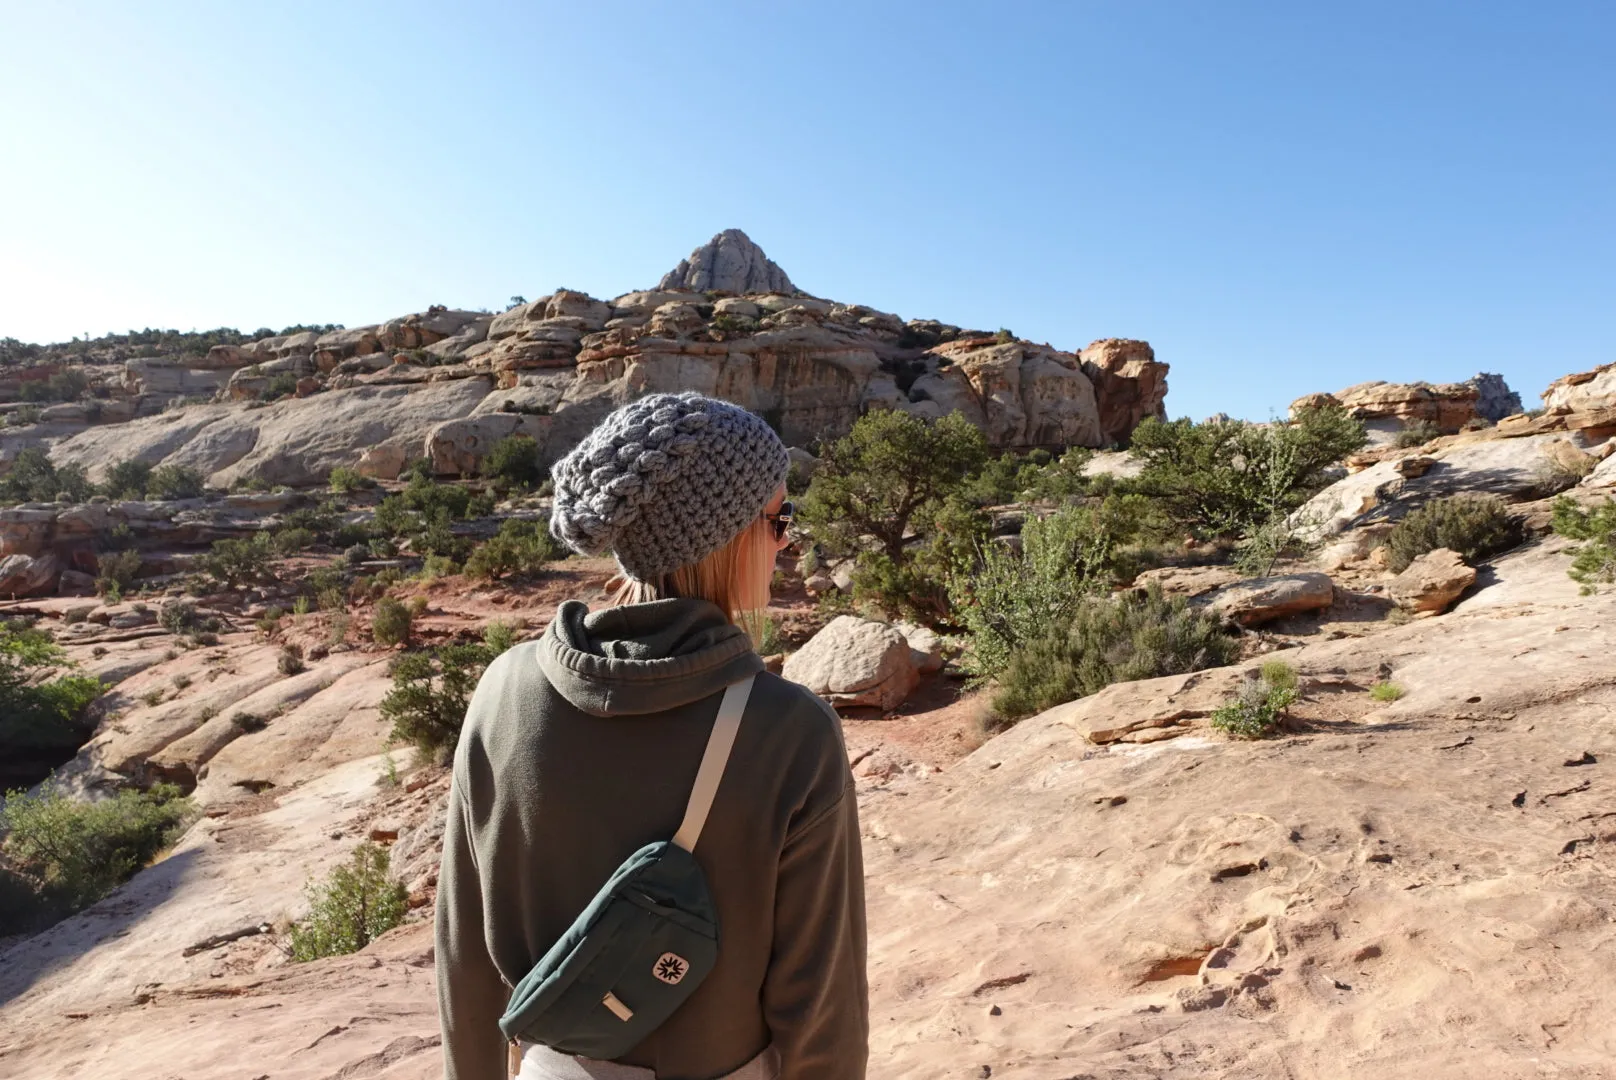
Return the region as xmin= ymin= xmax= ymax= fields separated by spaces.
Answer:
xmin=380 ymin=636 xmax=514 ymax=758
xmin=0 ymin=448 xmax=95 ymax=505
xmin=95 ymin=549 xmax=143 ymax=598
xmin=371 ymin=597 xmax=412 ymax=646
xmin=479 ymin=434 xmax=543 ymax=492
xmin=1130 ymin=406 xmax=1367 ymax=538
xmin=953 ymin=497 xmax=1154 ymax=679
xmin=0 ymin=783 xmax=194 ymax=919
xmin=1369 ymin=680 xmax=1405 ymax=702
xmin=1210 ymin=669 xmax=1298 ymax=739
xmin=1382 ymin=495 xmax=1523 ymax=572
xmin=202 ymin=533 xmax=277 ymax=586
xmin=1394 ymin=420 xmax=1444 ymax=448
xmin=464 ymin=519 xmax=562 ymax=581
xmin=101 ymin=458 xmax=154 ymax=500
xmin=0 ymin=625 xmax=103 ymax=765
xmin=286 ymin=842 xmax=407 ymax=962
xmin=798 ymin=411 xmax=988 ymax=618
xmin=261 ymin=372 xmax=299 ymax=401
xmin=271 ymin=527 xmax=316 ymax=555
xmin=327 ymin=466 xmax=371 ymax=493
xmin=1550 ymin=496 xmax=1616 ymax=593
xmin=146 ymin=464 xmax=205 ymax=500
xmin=800 ymin=410 xmax=988 ymax=564
xmin=988 ymin=584 xmax=1238 ymax=728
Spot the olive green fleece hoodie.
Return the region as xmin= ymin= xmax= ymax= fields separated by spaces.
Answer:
xmin=435 ymin=598 xmax=868 ymax=1080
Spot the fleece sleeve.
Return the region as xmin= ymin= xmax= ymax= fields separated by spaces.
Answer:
xmin=435 ymin=771 xmax=510 ymax=1080
xmin=763 ymin=785 xmax=870 ymax=1080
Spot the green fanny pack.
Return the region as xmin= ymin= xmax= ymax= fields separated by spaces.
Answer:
xmin=498 ymin=675 xmax=756 ymax=1061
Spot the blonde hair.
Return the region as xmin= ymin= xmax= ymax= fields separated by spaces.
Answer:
xmin=612 ymin=511 xmax=776 ymax=633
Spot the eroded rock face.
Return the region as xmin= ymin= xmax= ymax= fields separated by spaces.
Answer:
xmin=781 ymin=615 xmax=920 ymax=711
xmin=1079 ymin=339 xmax=1170 ymax=446
xmin=1467 ymin=372 xmax=1523 ymax=422
xmin=1542 ymin=361 xmax=1616 ymax=413
xmin=658 ymin=228 xmax=794 ymax=295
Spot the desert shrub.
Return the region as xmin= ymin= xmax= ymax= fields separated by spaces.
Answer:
xmin=800 ymin=410 xmax=988 ymax=564
xmin=278 ymin=643 xmax=305 ymax=676
xmin=1369 ymin=680 xmax=1405 ymax=702
xmin=159 ymin=599 xmax=221 ymax=636
xmin=146 ymin=465 xmax=205 ymax=500
xmin=1550 ymin=496 xmax=1616 ymax=593
xmin=271 ymin=526 xmax=316 ymax=556
xmin=256 ymin=606 xmax=286 ymax=637
xmin=261 ymin=372 xmax=299 ymax=401
xmin=0 ymin=625 xmax=103 ymax=765
xmin=1382 ymin=495 xmax=1523 ymax=572
xmin=1130 ymin=406 xmax=1367 ymax=538
xmin=847 ymin=494 xmax=989 ymax=623
xmin=380 ymin=635 xmax=514 ymax=758
xmin=988 ymin=584 xmax=1238 ymax=728
xmin=415 ymin=553 xmax=458 ymax=582
xmin=0 ymin=783 xmax=193 ymax=919
xmin=464 ymin=519 xmax=561 ymax=581
xmin=0 ymin=448 xmax=95 ymax=505
xmin=798 ymin=411 xmax=988 ymax=618
xmin=1394 ymin=420 xmax=1443 ymax=448
xmin=95 ymin=549 xmax=143 ymax=598
xmin=407 ymin=595 xmax=429 ymax=617
xmin=202 ymin=533 xmax=277 ymax=586
xmin=327 ymin=466 xmax=371 ymax=493
xmin=286 ymin=842 xmax=407 ymax=962
xmin=1210 ymin=669 xmax=1298 ymax=739
xmin=371 ymin=597 xmax=412 ymax=646
xmin=482 ymin=620 xmax=517 ymax=655
xmin=994 ymin=328 xmax=1015 ymax=344
xmin=281 ymin=501 xmax=342 ymax=541
xmin=343 ymin=542 xmax=370 ymax=566
xmin=953 ymin=497 xmax=1155 ymax=678
xmin=370 ymin=494 xmax=416 ymax=538
xmin=479 ymin=434 xmax=543 ymax=492
xmin=8 ymin=404 xmax=42 ymax=426
xmin=101 ymin=458 xmax=154 ymax=500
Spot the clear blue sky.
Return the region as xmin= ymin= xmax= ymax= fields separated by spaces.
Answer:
xmin=2 ymin=2 xmax=1611 ymax=421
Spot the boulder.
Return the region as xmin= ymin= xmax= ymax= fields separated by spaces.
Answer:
xmin=1389 ymin=548 xmax=1477 ymax=615
xmin=658 ymin=228 xmax=795 ymax=295
xmin=356 ymin=444 xmax=409 ymax=481
xmin=1078 ymin=339 xmax=1170 ymax=446
xmin=1204 ymin=572 xmax=1335 ymax=626
xmin=782 ymin=616 xmax=920 ymax=711
xmin=894 ymin=622 xmax=947 ymax=674
xmin=0 ymin=551 xmax=62 ymax=597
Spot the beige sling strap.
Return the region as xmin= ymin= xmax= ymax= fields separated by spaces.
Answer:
xmin=671 ymin=674 xmax=755 ymax=852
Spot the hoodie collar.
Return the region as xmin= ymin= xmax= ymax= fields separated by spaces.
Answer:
xmin=537 ymin=598 xmax=763 ymax=716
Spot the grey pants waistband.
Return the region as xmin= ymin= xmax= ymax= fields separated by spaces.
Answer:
xmin=517 ymin=1042 xmax=779 ymax=1080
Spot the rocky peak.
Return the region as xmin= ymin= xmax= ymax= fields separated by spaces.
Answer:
xmin=657 ymin=229 xmax=794 ymax=295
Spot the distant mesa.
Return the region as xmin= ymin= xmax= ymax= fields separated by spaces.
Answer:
xmin=658 ymin=229 xmax=795 ymax=296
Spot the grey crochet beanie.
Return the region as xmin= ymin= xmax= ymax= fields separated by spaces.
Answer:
xmin=548 ymin=392 xmax=790 ymax=582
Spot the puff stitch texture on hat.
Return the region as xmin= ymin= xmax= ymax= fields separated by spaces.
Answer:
xmin=548 ymin=392 xmax=790 ymax=581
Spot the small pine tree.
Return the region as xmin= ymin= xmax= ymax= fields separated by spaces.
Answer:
xmin=287 ymin=842 xmax=407 ymax=961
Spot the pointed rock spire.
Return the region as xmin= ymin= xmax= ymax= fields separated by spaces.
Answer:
xmin=658 ymin=229 xmax=795 ymax=295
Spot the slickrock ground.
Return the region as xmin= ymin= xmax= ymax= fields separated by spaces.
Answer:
xmin=3 ymin=538 xmax=1614 ymax=1079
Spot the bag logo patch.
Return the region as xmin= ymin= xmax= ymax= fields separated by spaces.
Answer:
xmin=653 ymin=952 xmax=689 ymax=985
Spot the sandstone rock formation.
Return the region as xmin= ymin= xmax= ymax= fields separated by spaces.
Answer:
xmin=1 ymin=234 xmax=1172 ymax=489
xmin=1203 ymin=571 xmax=1335 ymax=626
xmin=1291 ymin=373 xmax=1523 ymax=438
xmin=780 ymin=615 xmax=920 ymax=711
xmin=1542 ymin=360 xmax=1616 ymax=413
xmin=1388 ymin=547 xmax=1476 ymax=614
xmin=658 ymin=229 xmax=794 ymax=295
